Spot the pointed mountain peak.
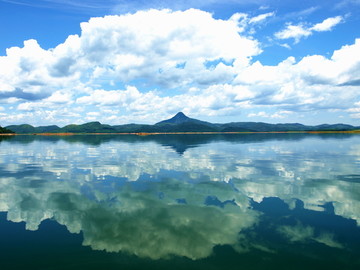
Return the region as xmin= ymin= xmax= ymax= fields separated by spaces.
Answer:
xmin=156 ymin=112 xmax=191 ymax=125
xmin=172 ymin=112 xmax=188 ymax=120
xmin=175 ymin=112 xmax=186 ymax=116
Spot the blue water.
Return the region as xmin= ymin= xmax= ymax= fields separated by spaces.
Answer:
xmin=0 ymin=133 xmax=359 ymax=269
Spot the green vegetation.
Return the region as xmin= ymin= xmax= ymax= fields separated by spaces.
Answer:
xmin=5 ymin=124 xmax=35 ymax=134
xmin=5 ymin=112 xmax=360 ymax=134
xmin=0 ymin=125 xmax=14 ymax=134
xmin=61 ymin=122 xmax=117 ymax=133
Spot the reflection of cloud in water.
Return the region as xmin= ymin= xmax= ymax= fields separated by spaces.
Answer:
xmin=0 ymin=174 xmax=258 ymax=259
xmin=0 ymin=135 xmax=360 ymax=258
xmin=78 ymin=193 xmax=255 ymax=259
xmin=277 ymin=222 xmax=343 ymax=248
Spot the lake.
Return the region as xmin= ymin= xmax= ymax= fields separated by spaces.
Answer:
xmin=0 ymin=133 xmax=359 ymax=270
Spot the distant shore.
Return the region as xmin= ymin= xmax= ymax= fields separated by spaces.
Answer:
xmin=1 ymin=130 xmax=360 ymax=136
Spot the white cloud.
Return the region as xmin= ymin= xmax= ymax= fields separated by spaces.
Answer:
xmin=79 ymin=9 xmax=261 ymax=83
xmin=233 ymin=39 xmax=360 ymax=113
xmin=6 ymin=33 xmax=360 ymax=124
xmin=76 ymin=86 xmax=142 ymax=106
xmin=348 ymin=106 xmax=360 ymax=118
xmin=229 ymin=11 xmax=275 ymax=34
xmin=248 ymin=111 xmax=268 ymax=118
xmin=44 ymin=91 xmax=73 ymax=104
xmin=0 ymin=111 xmax=41 ymax=124
xmin=247 ymin=110 xmax=293 ymax=119
xmin=275 ymin=23 xmax=312 ymax=43
xmin=280 ymin=43 xmax=291 ymax=49
xmin=0 ymin=9 xmax=261 ymax=99
xmin=17 ymin=102 xmax=34 ymax=111
xmin=16 ymin=91 xmax=74 ymax=111
xmin=86 ymin=111 xmax=100 ymax=117
xmin=0 ymin=38 xmax=82 ymax=102
xmin=275 ymin=16 xmax=343 ymax=43
xmin=311 ymin=16 xmax=343 ymax=32
xmin=249 ymin=12 xmax=275 ymax=24
xmin=350 ymin=113 xmax=360 ymax=118
xmin=0 ymin=9 xmax=359 ymax=124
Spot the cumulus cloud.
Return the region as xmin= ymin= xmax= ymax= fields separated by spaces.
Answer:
xmin=76 ymin=86 xmax=142 ymax=106
xmin=0 ymin=9 xmax=261 ymax=123
xmin=275 ymin=16 xmax=343 ymax=43
xmin=69 ymin=36 xmax=360 ymax=121
xmin=0 ymin=87 xmax=49 ymax=101
xmin=233 ymin=39 xmax=360 ymax=112
xmin=275 ymin=23 xmax=312 ymax=43
xmin=78 ymin=9 xmax=261 ymax=84
xmin=0 ymin=9 xmax=358 ymax=124
xmin=0 ymin=38 xmax=82 ymax=104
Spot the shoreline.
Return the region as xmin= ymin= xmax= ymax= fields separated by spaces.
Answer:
xmin=1 ymin=130 xmax=360 ymax=136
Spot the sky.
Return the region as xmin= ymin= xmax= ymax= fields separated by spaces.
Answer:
xmin=0 ymin=0 xmax=360 ymax=126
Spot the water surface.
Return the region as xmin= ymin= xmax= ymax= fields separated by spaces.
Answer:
xmin=0 ymin=134 xmax=359 ymax=269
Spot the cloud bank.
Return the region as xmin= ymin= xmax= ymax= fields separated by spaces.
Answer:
xmin=0 ymin=9 xmax=359 ymax=125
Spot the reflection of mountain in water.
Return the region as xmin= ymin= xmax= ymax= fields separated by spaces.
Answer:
xmin=0 ymin=134 xmax=359 ymax=262
xmin=1 ymin=133 xmax=357 ymax=155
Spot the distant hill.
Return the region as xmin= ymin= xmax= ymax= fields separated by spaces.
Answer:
xmin=6 ymin=124 xmax=37 ymax=134
xmin=6 ymin=124 xmax=60 ymax=134
xmin=36 ymin=125 xmax=61 ymax=133
xmin=0 ymin=125 xmax=14 ymax=134
xmin=61 ymin=122 xmax=117 ymax=133
xmin=5 ymin=112 xmax=360 ymax=134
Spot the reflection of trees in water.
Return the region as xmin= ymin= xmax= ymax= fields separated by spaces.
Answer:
xmin=0 ymin=135 xmax=359 ymax=260
xmin=1 ymin=133 xmax=356 ymax=154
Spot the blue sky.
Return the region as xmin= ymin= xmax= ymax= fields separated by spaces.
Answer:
xmin=0 ymin=0 xmax=360 ymax=126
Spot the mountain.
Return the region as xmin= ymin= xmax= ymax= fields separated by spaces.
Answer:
xmin=0 ymin=125 xmax=14 ymax=134
xmin=155 ymin=112 xmax=218 ymax=132
xmin=6 ymin=124 xmax=60 ymax=134
xmin=36 ymin=125 xmax=61 ymax=133
xmin=313 ymin=124 xmax=356 ymax=131
xmin=157 ymin=112 xmax=203 ymax=125
xmin=5 ymin=112 xmax=360 ymax=134
xmin=219 ymin=122 xmax=310 ymax=132
xmin=218 ymin=122 xmax=360 ymax=132
xmin=61 ymin=122 xmax=117 ymax=133
xmin=156 ymin=112 xmax=188 ymax=124
xmin=5 ymin=124 xmax=37 ymax=134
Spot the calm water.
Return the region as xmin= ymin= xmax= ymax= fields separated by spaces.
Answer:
xmin=0 ymin=133 xmax=359 ymax=270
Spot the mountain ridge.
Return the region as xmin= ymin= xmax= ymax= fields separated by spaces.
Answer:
xmin=0 ymin=125 xmax=14 ymax=134
xmin=4 ymin=112 xmax=360 ymax=134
